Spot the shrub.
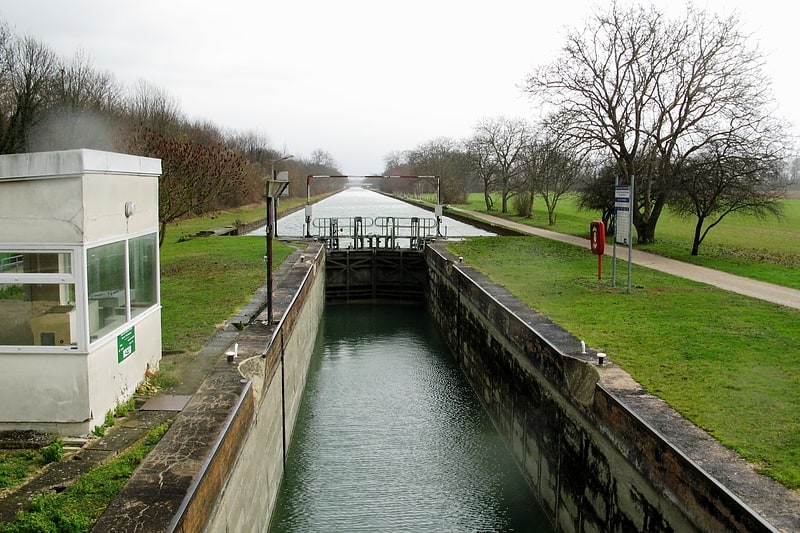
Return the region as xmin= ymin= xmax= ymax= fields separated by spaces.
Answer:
xmin=39 ymin=440 xmax=63 ymax=464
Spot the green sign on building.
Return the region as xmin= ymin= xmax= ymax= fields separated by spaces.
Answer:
xmin=117 ymin=327 xmax=136 ymax=363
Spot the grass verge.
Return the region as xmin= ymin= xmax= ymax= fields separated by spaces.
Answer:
xmin=444 ymin=193 xmax=800 ymax=290
xmin=160 ymin=205 xmax=294 ymax=353
xmin=0 ymin=424 xmax=169 ymax=533
xmin=447 ymin=236 xmax=800 ymax=489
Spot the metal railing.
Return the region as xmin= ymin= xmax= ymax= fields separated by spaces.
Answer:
xmin=312 ymin=216 xmax=441 ymax=250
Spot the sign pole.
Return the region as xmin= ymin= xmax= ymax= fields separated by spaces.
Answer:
xmin=612 ymin=175 xmax=618 ymax=287
xmin=613 ymin=178 xmax=634 ymax=293
xmin=627 ymin=175 xmax=634 ymax=294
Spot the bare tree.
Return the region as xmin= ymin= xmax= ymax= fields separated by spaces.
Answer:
xmin=405 ymin=137 xmax=470 ymax=204
xmin=0 ymin=30 xmax=58 ymax=153
xmin=124 ymin=79 xmax=183 ymax=136
xmin=672 ymin=138 xmax=787 ymax=255
xmin=468 ymin=117 xmax=530 ymax=213
xmin=577 ymin=161 xmax=617 ymax=234
xmin=309 ymin=148 xmax=339 ymax=171
xmin=126 ymin=128 xmax=245 ymax=245
xmin=524 ymin=3 xmax=790 ymax=243
xmin=521 ymin=137 xmax=586 ymax=225
xmin=465 ymin=130 xmax=500 ymax=210
xmin=29 ymin=48 xmax=122 ymax=151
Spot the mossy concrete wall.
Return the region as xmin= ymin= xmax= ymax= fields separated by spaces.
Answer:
xmin=204 ymin=245 xmax=325 ymax=532
xmin=425 ymin=244 xmax=775 ymax=532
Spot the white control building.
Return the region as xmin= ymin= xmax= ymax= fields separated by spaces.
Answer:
xmin=0 ymin=149 xmax=162 ymax=436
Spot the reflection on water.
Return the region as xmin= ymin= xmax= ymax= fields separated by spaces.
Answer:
xmin=249 ymin=187 xmax=494 ymax=239
xmin=269 ymin=304 xmax=553 ymax=532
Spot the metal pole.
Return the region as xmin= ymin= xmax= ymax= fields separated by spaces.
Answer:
xmin=627 ymin=174 xmax=634 ymax=295
xmin=271 ymin=165 xmax=278 ymax=238
xmin=305 ymin=175 xmax=312 ymax=238
xmin=612 ymin=175 xmax=618 ymax=288
xmin=266 ymin=195 xmax=274 ymax=325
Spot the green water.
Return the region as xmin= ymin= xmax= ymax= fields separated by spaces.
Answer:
xmin=269 ymin=303 xmax=553 ymax=532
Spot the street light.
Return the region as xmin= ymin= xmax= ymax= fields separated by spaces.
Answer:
xmin=265 ymin=167 xmax=291 ymax=326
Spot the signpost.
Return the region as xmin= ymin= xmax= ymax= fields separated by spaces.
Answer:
xmin=614 ymin=186 xmax=631 ymax=246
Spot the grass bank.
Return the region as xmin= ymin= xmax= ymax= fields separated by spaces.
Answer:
xmin=443 ymin=193 xmax=800 ymax=290
xmin=160 ymin=203 xmax=295 ymax=352
xmin=447 ymin=236 xmax=800 ymax=490
xmin=0 ymin=424 xmax=169 ymax=533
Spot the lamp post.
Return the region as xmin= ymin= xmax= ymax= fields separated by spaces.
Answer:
xmin=265 ymin=172 xmax=290 ymax=325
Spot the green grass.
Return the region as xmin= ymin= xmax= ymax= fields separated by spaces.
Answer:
xmin=446 ymin=193 xmax=800 ymax=289
xmin=0 ymin=451 xmax=47 ymax=491
xmin=447 ymin=236 xmax=800 ymax=489
xmin=160 ymin=204 xmax=294 ymax=352
xmin=0 ymin=424 xmax=169 ymax=533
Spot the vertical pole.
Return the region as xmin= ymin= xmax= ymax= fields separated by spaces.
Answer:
xmin=436 ymin=176 xmax=442 ymax=237
xmin=272 ymin=167 xmax=279 ymax=238
xmin=266 ymin=195 xmax=274 ymax=325
xmin=612 ymin=175 xmax=618 ymax=288
xmin=305 ymin=175 xmax=313 ymax=238
xmin=627 ymin=174 xmax=634 ymax=294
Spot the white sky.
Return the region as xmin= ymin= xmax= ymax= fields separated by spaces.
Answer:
xmin=1 ymin=0 xmax=798 ymax=174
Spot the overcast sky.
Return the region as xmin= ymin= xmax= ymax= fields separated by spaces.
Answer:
xmin=2 ymin=0 xmax=798 ymax=174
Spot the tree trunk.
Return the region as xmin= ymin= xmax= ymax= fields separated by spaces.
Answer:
xmin=635 ymin=218 xmax=656 ymax=244
xmin=159 ymin=220 xmax=167 ymax=247
xmin=633 ymin=194 xmax=667 ymax=244
xmin=484 ymin=190 xmax=493 ymax=210
xmin=691 ymin=218 xmax=704 ymax=256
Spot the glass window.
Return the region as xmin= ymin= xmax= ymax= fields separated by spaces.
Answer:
xmin=0 ymin=234 xmax=159 ymax=347
xmin=87 ymin=241 xmax=126 ymax=340
xmin=129 ymin=233 xmax=158 ymax=318
xmin=0 ymin=282 xmax=76 ymax=346
xmin=0 ymin=252 xmax=71 ymax=274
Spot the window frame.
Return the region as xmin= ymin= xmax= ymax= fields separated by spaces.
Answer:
xmin=86 ymin=231 xmax=160 ymax=349
xmin=0 ymin=245 xmax=82 ymax=352
xmin=0 ymin=230 xmax=160 ymax=352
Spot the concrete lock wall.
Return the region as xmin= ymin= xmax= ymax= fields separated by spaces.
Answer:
xmin=205 ymin=247 xmax=325 ymax=532
xmin=424 ymin=244 xmax=773 ymax=533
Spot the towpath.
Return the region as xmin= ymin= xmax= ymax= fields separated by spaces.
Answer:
xmin=451 ymin=207 xmax=800 ymax=311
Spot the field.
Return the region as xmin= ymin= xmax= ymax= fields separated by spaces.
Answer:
xmin=446 ymin=193 xmax=800 ymax=289
xmin=159 ymin=203 xmax=294 ymax=352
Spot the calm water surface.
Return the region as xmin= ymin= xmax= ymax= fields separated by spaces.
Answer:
xmin=251 ymin=187 xmax=494 ymax=239
xmin=269 ymin=304 xmax=553 ymax=532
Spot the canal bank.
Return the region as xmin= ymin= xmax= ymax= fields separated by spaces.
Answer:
xmin=88 ymin=239 xmax=797 ymax=531
xmin=425 ymin=243 xmax=796 ymax=532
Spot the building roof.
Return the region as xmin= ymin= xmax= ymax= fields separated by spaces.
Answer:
xmin=0 ymin=149 xmax=161 ymax=182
